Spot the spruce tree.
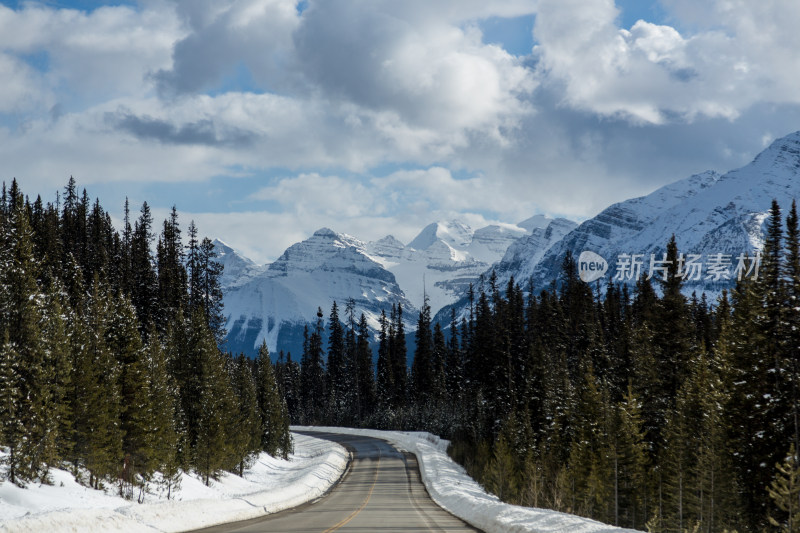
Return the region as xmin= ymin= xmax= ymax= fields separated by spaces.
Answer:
xmin=130 ymin=202 xmax=158 ymax=334
xmin=73 ymin=277 xmax=123 ymax=490
xmin=157 ymin=207 xmax=188 ymax=329
xmin=769 ymin=444 xmax=800 ymax=533
xmin=300 ymin=314 xmax=326 ymax=424
xmin=192 ymin=311 xmax=236 ymax=485
xmin=106 ymin=292 xmax=150 ymax=497
xmin=612 ymin=384 xmax=649 ymax=529
xmin=390 ymin=304 xmax=408 ymax=408
xmin=355 ymin=313 xmax=376 ymax=423
xmin=0 ymin=332 xmax=24 ymax=485
xmin=785 ymin=200 xmax=800 ymax=455
xmin=230 ymin=354 xmax=261 ymax=476
xmin=376 ymin=309 xmax=393 ymax=409
xmin=143 ymin=327 xmax=181 ymax=500
xmin=0 ymin=192 xmax=58 ymax=483
xmin=412 ymin=297 xmax=434 ymax=405
xmin=256 ymin=342 xmax=291 ymax=459
xmin=326 ymin=301 xmax=346 ymax=423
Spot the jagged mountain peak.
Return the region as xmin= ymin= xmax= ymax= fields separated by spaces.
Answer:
xmin=407 ymin=220 xmax=473 ymax=251
xmin=223 ymin=227 xmax=414 ymax=357
xmin=212 ymin=239 xmax=263 ymax=290
xmin=488 ymin=129 xmax=800 ymax=301
xmin=517 ymin=214 xmax=553 ymax=232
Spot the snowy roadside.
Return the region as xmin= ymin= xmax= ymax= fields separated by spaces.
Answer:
xmin=0 ymin=433 xmax=349 ymax=533
xmin=297 ymin=426 xmax=643 ymax=533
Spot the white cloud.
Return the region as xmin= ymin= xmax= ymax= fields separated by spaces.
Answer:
xmin=0 ymin=3 xmax=182 ymax=105
xmin=3 ymin=0 xmax=800 ymax=264
xmin=0 ymin=52 xmax=48 ymax=113
xmin=531 ymin=0 xmax=800 ymax=124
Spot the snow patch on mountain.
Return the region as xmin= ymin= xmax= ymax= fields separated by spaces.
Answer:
xmin=220 ymin=229 xmax=414 ymax=357
xmin=495 ymin=130 xmax=800 ymax=298
xmin=367 ymin=220 xmax=538 ymax=315
xmin=214 ymin=239 xmax=265 ymax=290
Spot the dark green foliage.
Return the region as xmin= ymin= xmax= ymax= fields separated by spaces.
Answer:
xmin=326 ymin=302 xmax=347 ymax=423
xmin=192 ymin=312 xmax=236 ymax=485
xmin=230 ymin=354 xmax=261 ymax=476
xmin=300 ymin=315 xmax=326 ymax=423
xmin=0 ymin=178 xmax=291 ymax=498
xmin=256 ymin=342 xmax=292 ymax=459
xmin=768 ymin=444 xmax=800 ymax=532
xmin=354 ymin=313 xmax=376 ymax=423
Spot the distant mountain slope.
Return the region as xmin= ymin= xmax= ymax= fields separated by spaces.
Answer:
xmin=221 ymin=229 xmax=415 ymax=357
xmin=367 ymin=219 xmax=555 ymax=315
xmin=477 ymin=131 xmax=800 ymax=309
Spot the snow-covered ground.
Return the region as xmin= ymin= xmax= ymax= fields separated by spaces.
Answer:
xmin=0 ymin=433 xmax=348 ymax=533
xmin=297 ymin=426 xmax=643 ymax=533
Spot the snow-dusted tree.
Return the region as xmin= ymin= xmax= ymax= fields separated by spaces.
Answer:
xmin=256 ymin=342 xmax=291 ymax=459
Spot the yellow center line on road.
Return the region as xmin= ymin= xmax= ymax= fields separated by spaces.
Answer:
xmin=322 ymin=450 xmax=381 ymax=533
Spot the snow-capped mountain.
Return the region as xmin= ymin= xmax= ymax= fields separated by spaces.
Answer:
xmin=218 ymin=216 xmax=566 ymax=356
xmin=486 ymin=131 xmax=800 ymax=300
xmin=214 ymin=239 xmax=266 ymax=290
xmin=222 ymin=229 xmax=415 ymax=358
xmin=366 ymin=219 xmax=550 ymax=315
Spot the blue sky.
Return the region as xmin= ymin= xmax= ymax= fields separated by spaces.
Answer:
xmin=2 ymin=0 xmax=800 ymax=263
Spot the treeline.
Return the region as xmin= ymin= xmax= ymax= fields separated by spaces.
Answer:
xmin=0 ymin=178 xmax=290 ymax=500
xmin=282 ymin=199 xmax=800 ymax=532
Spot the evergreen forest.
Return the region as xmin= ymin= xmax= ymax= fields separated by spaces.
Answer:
xmin=3 ymin=177 xmax=800 ymax=532
xmin=0 ymin=177 xmax=291 ymax=501
xmin=278 ymin=198 xmax=800 ymax=532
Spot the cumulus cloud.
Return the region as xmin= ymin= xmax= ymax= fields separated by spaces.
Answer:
xmin=0 ymin=52 xmax=48 ymax=113
xmin=532 ymin=0 xmax=800 ymax=124
xmin=4 ymin=0 xmax=800 ymax=262
xmin=0 ymin=3 xmax=181 ymax=104
xmin=292 ymin=1 xmax=536 ymax=134
xmin=154 ymin=0 xmax=299 ymax=96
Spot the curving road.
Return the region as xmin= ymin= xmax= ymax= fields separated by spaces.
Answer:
xmin=193 ymin=431 xmax=480 ymax=533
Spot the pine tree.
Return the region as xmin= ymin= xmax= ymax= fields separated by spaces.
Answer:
xmin=130 ymin=202 xmax=158 ymax=334
xmin=192 ymin=311 xmax=236 ymax=485
xmin=326 ymin=301 xmax=346 ymax=423
xmin=143 ymin=327 xmax=181 ymax=500
xmin=355 ymin=313 xmax=376 ymax=423
xmin=38 ymin=278 xmax=73 ymax=478
xmin=157 ymin=206 xmax=188 ymax=330
xmin=230 ymin=354 xmax=261 ymax=476
xmin=484 ymin=432 xmax=519 ymax=502
xmin=73 ymin=277 xmax=123 ymax=490
xmin=769 ymin=444 xmax=800 ymax=533
xmin=106 ymin=292 xmax=149 ymax=497
xmin=256 ymin=341 xmax=292 ymax=458
xmin=567 ymin=364 xmax=613 ymax=521
xmin=0 ymin=191 xmax=58 ymax=483
xmin=376 ymin=309 xmax=393 ymax=409
xmin=612 ymin=383 xmax=649 ymax=529
xmin=300 ymin=313 xmax=326 ymax=424
xmin=412 ymin=297 xmax=434 ymax=405
xmin=0 ymin=332 xmax=24 ymax=485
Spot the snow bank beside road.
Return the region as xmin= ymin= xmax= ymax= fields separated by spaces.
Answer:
xmin=298 ymin=426 xmax=642 ymax=533
xmin=0 ymin=433 xmax=348 ymax=533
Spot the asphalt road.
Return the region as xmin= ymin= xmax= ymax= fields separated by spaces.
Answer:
xmin=192 ymin=431 xmax=481 ymax=533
